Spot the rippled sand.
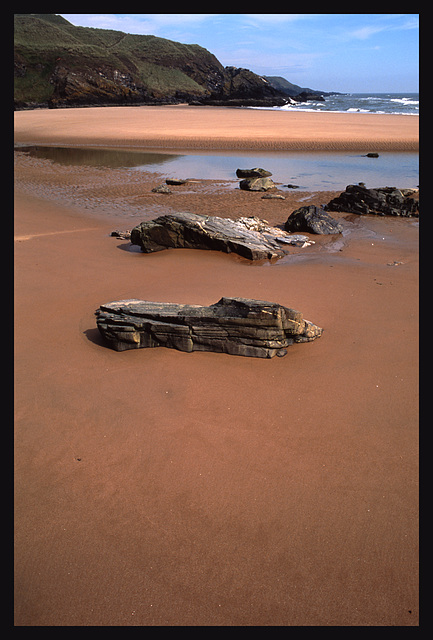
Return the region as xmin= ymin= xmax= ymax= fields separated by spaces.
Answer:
xmin=14 ymin=106 xmax=419 ymax=626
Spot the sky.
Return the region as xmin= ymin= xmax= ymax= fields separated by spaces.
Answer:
xmin=60 ymin=14 xmax=419 ymax=93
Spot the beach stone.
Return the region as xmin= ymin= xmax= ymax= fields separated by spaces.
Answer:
xmin=166 ymin=178 xmax=188 ymax=185
xmin=285 ymin=184 xmax=300 ymax=189
xmin=261 ymin=193 xmax=285 ymax=200
xmin=95 ymin=296 xmax=323 ymax=358
xmin=110 ymin=230 xmax=131 ymax=239
xmin=285 ymin=205 xmax=343 ymax=234
xmin=239 ymin=177 xmax=276 ymax=191
xmin=151 ymin=184 xmax=172 ymax=194
xmin=236 ymin=167 xmax=273 ymax=178
xmin=324 ymin=184 xmax=419 ymax=217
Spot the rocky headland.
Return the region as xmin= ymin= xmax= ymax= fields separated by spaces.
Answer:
xmin=14 ymin=14 xmax=328 ymax=109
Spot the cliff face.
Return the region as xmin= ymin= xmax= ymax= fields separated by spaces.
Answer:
xmin=14 ymin=14 xmax=286 ymax=109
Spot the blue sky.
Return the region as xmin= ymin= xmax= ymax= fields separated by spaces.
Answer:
xmin=60 ymin=14 xmax=419 ymax=93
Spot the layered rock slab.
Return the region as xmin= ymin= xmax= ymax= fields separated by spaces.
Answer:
xmin=325 ymin=184 xmax=419 ymax=217
xmin=95 ymin=296 xmax=323 ymax=358
xmin=130 ymin=213 xmax=309 ymax=260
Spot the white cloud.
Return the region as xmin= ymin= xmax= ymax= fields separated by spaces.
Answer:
xmin=62 ymin=14 xmax=221 ymax=36
xmin=243 ymin=14 xmax=323 ymax=24
xmin=214 ymin=45 xmax=325 ymax=78
xmin=350 ymin=25 xmax=385 ymax=40
xmin=349 ymin=14 xmax=419 ymax=40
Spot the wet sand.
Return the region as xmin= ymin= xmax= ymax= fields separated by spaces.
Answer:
xmin=14 ymin=108 xmax=419 ymax=626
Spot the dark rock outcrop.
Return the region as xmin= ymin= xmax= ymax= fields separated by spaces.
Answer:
xmin=292 ymin=91 xmax=325 ymax=102
xmin=263 ymin=76 xmax=337 ymax=101
xmin=325 ymin=184 xmax=419 ymax=217
xmin=236 ymin=168 xmax=273 ymax=178
xmin=95 ymin=296 xmax=323 ymax=358
xmin=200 ymin=66 xmax=285 ymax=105
xmin=285 ymin=205 xmax=343 ymax=234
xmin=130 ymin=213 xmax=315 ymax=260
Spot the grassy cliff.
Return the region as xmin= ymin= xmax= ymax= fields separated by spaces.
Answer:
xmin=14 ymin=14 xmax=284 ymax=108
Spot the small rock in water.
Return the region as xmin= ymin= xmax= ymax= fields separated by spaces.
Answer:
xmin=239 ymin=177 xmax=276 ymax=191
xmin=166 ymin=178 xmax=188 ymax=185
xmin=236 ymin=167 xmax=273 ymax=178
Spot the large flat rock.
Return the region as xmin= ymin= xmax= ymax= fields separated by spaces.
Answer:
xmin=130 ymin=213 xmax=312 ymax=261
xmin=325 ymin=184 xmax=419 ymax=217
xmin=96 ymin=296 xmax=323 ymax=358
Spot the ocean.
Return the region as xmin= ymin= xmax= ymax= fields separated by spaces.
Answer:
xmin=252 ymin=92 xmax=419 ymax=116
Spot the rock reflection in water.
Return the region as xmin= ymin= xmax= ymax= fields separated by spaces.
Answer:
xmin=14 ymin=145 xmax=182 ymax=169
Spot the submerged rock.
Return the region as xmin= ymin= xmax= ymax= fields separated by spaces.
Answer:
xmin=285 ymin=205 xmax=343 ymax=234
xmin=325 ymin=184 xmax=419 ymax=217
xmin=95 ymin=296 xmax=323 ymax=358
xmin=130 ymin=213 xmax=314 ymax=260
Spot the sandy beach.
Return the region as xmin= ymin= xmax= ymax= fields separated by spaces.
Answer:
xmin=14 ymin=106 xmax=419 ymax=626
xmin=14 ymin=105 xmax=419 ymax=152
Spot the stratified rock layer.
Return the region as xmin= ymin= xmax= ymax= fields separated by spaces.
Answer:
xmin=95 ymin=297 xmax=323 ymax=358
xmin=130 ymin=213 xmax=312 ymax=260
xmin=325 ymin=184 xmax=419 ymax=217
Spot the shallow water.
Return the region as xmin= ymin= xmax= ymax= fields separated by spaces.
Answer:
xmin=15 ymin=145 xmax=419 ymax=192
